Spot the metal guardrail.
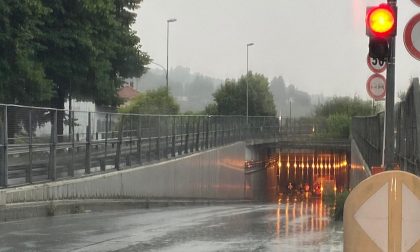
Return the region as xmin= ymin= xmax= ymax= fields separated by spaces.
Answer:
xmin=0 ymin=104 xmax=281 ymax=188
xmin=351 ymin=77 xmax=420 ymax=176
xmin=395 ymin=78 xmax=420 ymax=175
xmin=351 ymin=113 xmax=384 ymax=169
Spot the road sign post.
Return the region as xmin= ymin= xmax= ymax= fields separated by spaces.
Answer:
xmin=365 ymin=1 xmax=397 ymax=170
xmin=344 ymin=171 xmax=420 ymax=252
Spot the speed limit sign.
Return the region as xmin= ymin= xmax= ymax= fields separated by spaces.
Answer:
xmin=367 ymin=55 xmax=387 ymax=73
xmin=366 ymin=74 xmax=386 ymax=100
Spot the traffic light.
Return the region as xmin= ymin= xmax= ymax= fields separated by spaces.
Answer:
xmin=366 ymin=4 xmax=397 ymax=61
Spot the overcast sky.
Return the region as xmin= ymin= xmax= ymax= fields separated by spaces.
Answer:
xmin=134 ymin=0 xmax=420 ymax=98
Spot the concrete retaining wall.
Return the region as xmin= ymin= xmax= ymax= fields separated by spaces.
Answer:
xmin=0 ymin=142 xmax=249 ymax=205
xmin=350 ymin=139 xmax=371 ymax=189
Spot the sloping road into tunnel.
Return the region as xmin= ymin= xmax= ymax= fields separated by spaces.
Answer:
xmin=0 ymin=201 xmax=343 ymax=251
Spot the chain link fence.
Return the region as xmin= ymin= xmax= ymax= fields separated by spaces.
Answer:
xmin=0 ymin=104 xmax=281 ymax=188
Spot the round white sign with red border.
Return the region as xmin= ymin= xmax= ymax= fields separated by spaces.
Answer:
xmin=367 ymin=54 xmax=387 ymax=74
xmin=411 ymin=0 xmax=420 ymax=7
xmin=367 ymin=74 xmax=386 ymax=100
xmin=404 ymin=13 xmax=420 ymax=61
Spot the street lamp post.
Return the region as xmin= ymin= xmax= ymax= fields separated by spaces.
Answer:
xmin=246 ymin=43 xmax=254 ymax=124
xmin=150 ymin=61 xmax=167 ymax=80
xmin=289 ymin=99 xmax=292 ymax=133
xmin=166 ymin=18 xmax=177 ymax=96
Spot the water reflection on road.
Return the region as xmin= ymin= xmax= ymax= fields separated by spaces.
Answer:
xmin=269 ymin=197 xmax=342 ymax=251
xmin=0 ymin=198 xmax=343 ymax=251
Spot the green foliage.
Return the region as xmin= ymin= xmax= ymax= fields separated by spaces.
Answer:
xmin=204 ymin=103 xmax=218 ymax=115
xmin=315 ymin=97 xmax=376 ymax=118
xmin=323 ymin=191 xmax=350 ymax=221
xmin=325 ymin=114 xmax=351 ymax=138
xmin=139 ymin=67 xmax=220 ymax=112
xmin=0 ymin=0 xmax=150 ymax=107
xmin=0 ymin=0 xmax=53 ymax=104
xmin=207 ymin=73 xmax=277 ymax=116
xmin=314 ymin=97 xmax=377 ymax=138
xmin=39 ymin=0 xmax=150 ymax=108
xmin=119 ymin=87 xmax=180 ymax=115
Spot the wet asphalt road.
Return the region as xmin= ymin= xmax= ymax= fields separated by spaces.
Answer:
xmin=0 ymin=199 xmax=343 ymax=252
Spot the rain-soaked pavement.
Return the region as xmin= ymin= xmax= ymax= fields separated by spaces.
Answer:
xmin=0 ymin=198 xmax=343 ymax=251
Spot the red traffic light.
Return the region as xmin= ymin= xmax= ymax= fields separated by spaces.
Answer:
xmin=366 ymin=4 xmax=396 ymax=38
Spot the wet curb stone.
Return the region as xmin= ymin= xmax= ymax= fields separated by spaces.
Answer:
xmin=0 ymin=199 xmax=253 ymax=223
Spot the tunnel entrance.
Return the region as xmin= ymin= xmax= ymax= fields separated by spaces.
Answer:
xmin=263 ymin=150 xmax=350 ymax=201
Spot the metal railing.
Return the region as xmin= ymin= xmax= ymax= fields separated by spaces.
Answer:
xmin=351 ymin=113 xmax=384 ymax=169
xmin=0 ymin=104 xmax=281 ymax=188
xmin=395 ymin=78 xmax=420 ymax=175
xmin=351 ymin=77 xmax=420 ymax=176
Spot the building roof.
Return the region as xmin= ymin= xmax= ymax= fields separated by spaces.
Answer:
xmin=118 ymin=84 xmax=139 ymax=101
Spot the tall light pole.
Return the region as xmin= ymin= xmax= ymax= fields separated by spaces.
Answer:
xmin=150 ymin=61 xmax=167 ymax=80
xmin=246 ymin=43 xmax=254 ymax=123
xmin=166 ymin=18 xmax=177 ymax=96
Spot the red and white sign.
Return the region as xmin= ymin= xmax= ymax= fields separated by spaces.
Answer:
xmin=366 ymin=74 xmax=386 ymax=100
xmin=404 ymin=13 xmax=420 ymax=61
xmin=411 ymin=0 xmax=420 ymax=7
xmin=367 ymin=54 xmax=386 ymax=74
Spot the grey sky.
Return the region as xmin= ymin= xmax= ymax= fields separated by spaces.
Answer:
xmin=134 ymin=0 xmax=420 ymax=98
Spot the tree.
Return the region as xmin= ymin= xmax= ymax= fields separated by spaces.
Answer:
xmin=0 ymin=0 xmax=53 ymax=105
xmin=269 ymin=76 xmax=312 ymax=117
xmin=314 ymin=97 xmax=379 ymax=138
xmin=0 ymin=1 xmax=150 ymax=140
xmin=314 ymin=97 xmax=376 ymax=117
xmin=207 ymin=73 xmax=277 ymax=116
xmin=38 ymin=0 xmax=150 ymax=109
xmin=119 ymin=87 xmax=180 ymax=115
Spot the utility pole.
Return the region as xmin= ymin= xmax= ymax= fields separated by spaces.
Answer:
xmin=384 ymin=0 xmax=397 ymax=170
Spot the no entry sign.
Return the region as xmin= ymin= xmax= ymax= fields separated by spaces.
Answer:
xmin=404 ymin=13 xmax=420 ymax=61
xmin=366 ymin=74 xmax=386 ymax=100
xmin=367 ymin=54 xmax=386 ymax=74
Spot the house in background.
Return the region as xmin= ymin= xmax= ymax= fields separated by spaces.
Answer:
xmin=117 ymin=81 xmax=139 ymax=107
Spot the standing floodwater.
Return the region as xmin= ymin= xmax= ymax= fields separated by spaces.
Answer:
xmin=0 ymin=199 xmax=343 ymax=251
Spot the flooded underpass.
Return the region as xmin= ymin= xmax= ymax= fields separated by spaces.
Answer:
xmin=246 ymin=149 xmax=350 ymax=202
xmin=0 ymin=148 xmax=347 ymax=251
xmin=0 ymin=199 xmax=343 ymax=251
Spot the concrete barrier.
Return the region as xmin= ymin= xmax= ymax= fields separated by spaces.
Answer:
xmin=350 ymin=139 xmax=372 ymax=189
xmin=0 ymin=190 xmax=5 ymax=206
xmin=1 ymin=142 xmax=250 ymax=205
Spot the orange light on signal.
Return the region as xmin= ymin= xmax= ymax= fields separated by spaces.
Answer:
xmin=366 ymin=4 xmax=396 ymax=37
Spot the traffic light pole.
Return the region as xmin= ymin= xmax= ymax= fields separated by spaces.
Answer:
xmin=384 ymin=0 xmax=397 ymax=170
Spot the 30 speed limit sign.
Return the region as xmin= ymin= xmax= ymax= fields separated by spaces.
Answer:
xmin=366 ymin=74 xmax=386 ymax=100
xmin=367 ymin=54 xmax=387 ymax=73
